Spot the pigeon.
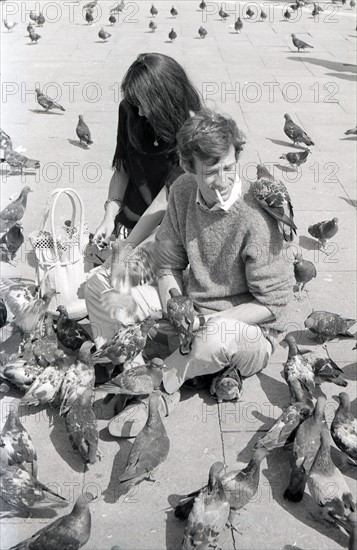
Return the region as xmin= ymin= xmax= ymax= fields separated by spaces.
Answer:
xmin=149 ymin=20 xmax=157 ymax=31
xmin=0 ymin=355 xmax=43 ymax=392
xmin=0 ymin=298 xmax=7 ymax=328
xmin=99 ymin=357 xmax=166 ymax=395
xmin=4 ymin=141 xmax=40 ymax=175
xmin=119 ymin=392 xmax=170 ymax=484
xmin=345 ymin=127 xmax=357 ymax=135
xmin=199 ymin=1 xmax=207 ymax=9
xmin=29 ymin=11 xmax=38 ymax=23
xmin=219 ymin=5 xmax=230 ymax=20
xmin=210 ymin=364 xmax=243 ymax=402
xmin=3 ymin=20 xmax=18 ymax=31
xmin=284 ymin=396 xmax=326 ymax=502
xmin=84 ymin=0 xmax=97 ymax=8
xmin=290 ymin=3 xmax=300 ymax=9
xmin=9 ymin=492 xmax=93 ymax=549
xmin=56 ymin=305 xmax=93 ymax=351
xmin=0 ymin=279 xmax=56 ymax=337
xmin=35 ymin=88 xmax=65 ymax=112
xmin=37 ymin=13 xmax=45 ymax=26
xmin=280 ymin=148 xmax=311 ymax=169
xmin=65 ymin=387 xmax=99 ymax=465
xmin=176 ymin=450 xmax=267 ymax=524
xmin=59 ymin=341 xmax=95 ymax=416
xmin=150 ymin=4 xmax=158 ymax=17
xmin=293 ymin=252 xmax=317 ymax=299
xmin=253 ymin=164 xmax=297 ymax=242
xmin=351 ymin=0 xmax=356 ymax=7
xmin=284 ymin=113 xmax=314 ymax=146
xmin=255 ymin=378 xmax=314 ymax=451
xmin=198 ymin=26 xmax=207 ymax=38
xmin=109 ymin=14 xmax=117 ymax=24
xmin=331 ymin=392 xmax=357 ymax=464
xmin=291 ymin=33 xmax=313 ymax=52
xmin=309 ymin=354 xmax=348 ymax=387
xmin=165 ymin=288 xmax=198 ymax=354
xmin=1 ymin=405 xmax=37 ymax=476
xmin=314 ymin=2 xmax=323 ymax=11
xmin=98 ymin=28 xmax=111 ymax=41
xmin=21 ymin=351 xmax=69 ymax=406
xmin=31 ymin=314 xmax=59 ymax=367
xmin=304 ymin=311 xmax=355 ymax=343
xmin=311 ymin=5 xmax=319 ymax=17
xmin=307 ymin=423 xmax=355 ymax=518
xmin=234 ymin=17 xmax=243 ymax=32
xmin=0 ymin=128 xmax=11 ymax=149
xmin=246 ymin=6 xmax=254 ymax=17
xmin=0 ymin=447 xmax=67 ymax=514
xmin=28 ymin=30 xmax=41 ymax=43
xmin=342 ymin=0 xmax=346 ymax=4
xmin=284 ymin=334 xmax=315 ymax=398
xmin=260 ymin=9 xmax=267 ymax=19
xmin=328 ymin=511 xmax=357 ymax=550
xmin=26 ymin=23 xmax=34 ymax=34
xmin=168 ymin=28 xmax=177 ymax=42
xmin=181 ymin=462 xmax=230 ymax=549
xmin=284 ymin=9 xmax=291 ymax=19
xmin=110 ymin=241 xmax=156 ymax=290
xmin=170 ymin=6 xmax=178 ymax=17
xmin=308 ymin=217 xmax=338 ymax=250
xmin=85 ymin=10 xmax=94 ymax=24
xmin=0 ymin=223 xmax=24 ymax=263
xmin=76 ymin=115 xmax=93 ymax=146
xmin=110 ymin=0 xmax=125 ymax=12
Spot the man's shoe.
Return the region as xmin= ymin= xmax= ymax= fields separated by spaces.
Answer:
xmin=108 ymin=390 xmax=180 ymax=438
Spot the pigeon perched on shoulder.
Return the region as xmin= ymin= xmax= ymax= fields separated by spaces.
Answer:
xmin=28 ymin=29 xmax=41 ymax=43
xmin=0 ymin=185 xmax=32 ymax=233
xmin=98 ymin=28 xmax=111 ymax=41
xmin=76 ymin=115 xmax=93 ymax=146
xmin=3 ymin=20 xmax=18 ymax=31
xmin=0 ymin=223 xmax=24 ymax=264
xmin=56 ymin=305 xmax=93 ymax=351
xmin=308 ymin=217 xmax=338 ymax=250
xmin=168 ymin=28 xmax=177 ymax=42
xmin=198 ymin=26 xmax=207 ymax=38
xmin=280 ymin=148 xmax=311 ymax=169
xmin=291 ymin=33 xmax=313 ymax=52
xmin=304 ymin=311 xmax=355 ymax=342
xmin=234 ymin=17 xmax=243 ymax=32
xmin=4 ymin=141 xmax=40 ymax=175
xmin=150 ymin=3 xmax=158 ymax=17
xmin=119 ymin=392 xmax=170 ymax=484
xmin=170 ymin=6 xmax=178 ymax=17
xmin=345 ymin=126 xmax=357 ymax=135
xmin=36 ymin=88 xmax=65 ymax=112
xmin=9 ymin=493 xmax=93 ymax=549
xmin=293 ymin=252 xmax=316 ymax=299
xmin=253 ymin=164 xmax=297 ymax=242
xmin=284 ymin=113 xmax=314 ymax=146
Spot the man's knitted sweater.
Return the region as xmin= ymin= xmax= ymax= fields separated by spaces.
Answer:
xmin=151 ymin=174 xmax=294 ymax=332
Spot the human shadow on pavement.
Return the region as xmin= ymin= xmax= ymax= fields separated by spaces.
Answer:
xmin=287 ymin=56 xmax=356 ymax=75
xmin=263 ymin=447 xmax=349 ymax=547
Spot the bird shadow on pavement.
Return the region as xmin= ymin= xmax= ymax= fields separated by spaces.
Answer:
xmin=298 ymin=235 xmax=320 ymax=252
xmin=337 ymin=361 xmax=357 ymax=382
xmin=266 ymin=138 xmax=306 ymax=149
xmin=330 ymin=445 xmax=357 ymax=481
xmin=263 ymin=448 xmax=349 ymax=547
xmin=101 ymin=437 xmax=133 ymax=503
xmin=49 ymin=413 xmax=85 ymax=473
xmin=339 ymin=196 xmax=357 ymax=208
xmin=165 ymin=508 xmax=186 ymax=550
xmin=235 ymin=430 xmax=264 ymax=463
xmin=275 ymin=163 xmax=297 ymax=174
xmin=28 ymin=109 xmax=63 ymax=115
xmin=340 ymin=136 xmax=357 ymax=141
xmin=68 ymin=139 xmax=89 ymax=149
xmin=287 ymin=57 xmax=356 ymax=80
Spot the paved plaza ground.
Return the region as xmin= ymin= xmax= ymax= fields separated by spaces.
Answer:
xmin=0 ymin=0 xmax=356 ymax=548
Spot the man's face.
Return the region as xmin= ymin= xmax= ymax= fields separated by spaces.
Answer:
xmin=192 ymin=144 xmax=237 ymax=207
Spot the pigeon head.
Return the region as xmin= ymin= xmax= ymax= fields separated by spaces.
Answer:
xmin=78 ymin=115 xmax=84 ymax=121
xmin=291 ymin=34 xmax=296 ymax=38
xmin=293 ymin=251 xmax=303 ymax=262
xmin=337 ymin=391 xmax=350 ymax=409
xmin=284 ymin=113 xmax=292 ymax=120
xmin=72 ymin=492 xmax=95 ymax=514
xmin=42 ymin=288 xmax=58 ymax=302
xmin=332 ymin=217 xmax=338 ymax=224
xmin=252 ymin=447 xmax=268 ymax=463
xmin=304 ymin=317 xmax=314 ymax=329
xmin=56 ymin=305 xmax=68 ymax=316
xmin=256 ymin=164 xmax=273 ymax=180
xmin=22 ymin=186 xmax=33 ymax=195
xmin=35 ymin=88 xmax=41 ymax=94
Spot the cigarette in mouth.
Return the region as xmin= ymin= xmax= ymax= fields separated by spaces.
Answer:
xmin=215 ymin=189 xmax=225 ymax=206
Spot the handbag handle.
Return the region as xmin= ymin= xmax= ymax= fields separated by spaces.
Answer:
xmin=40 ymin=188 xmax=85 ymax=262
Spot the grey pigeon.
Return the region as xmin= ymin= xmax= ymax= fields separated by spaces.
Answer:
xmin=284 ymin=8 xmax=291 ymax=19
xmin=150 ymin=3 xmax=158 ymax=16
xmin=345 ymin=126 xmax=357 ymax=135
xmin=28 ymin=29 xmax=41 ymax=43
xmin=293 ymin=252 xmax=316 ymax=299
xmin=284 ymin=113 xmax=314 ymax=146
xmin=260 ymin=9 xmax=267 ymax=19
xmin=0 ymin=186 xmax=32 ymax=232
xmin=149 ymin=20 xmax=157 ymax=31
xmin=36 ymin=88 xmax=65 ymax=111
xmin=109 ymin=14 xmax=117 ymax=24
xmin=9 ymin=493 xmax=93 ymax=549
xmin=170 ymin=6 xmax=178 ymax=17
xmin=308 ymin=217 xmax=338 ymax=249
xmin=26 ymin=23 xmax=34 ymax=34
xmin=280 ymin=148 xmax=311 ymax=169
xmin=235 ymin=17 xmax=243 ymax=31
xmin=37 ymin=13 xmax=45 ymax=26
xmin=0 ymin=223 xmax=24 ymax=263
xmin=76 ymin=115 xmax=93 ymax=146
xmin=199 ymin=0 xmax=206 ymax=9
xmin=305 ymin=311 xmax=355 ymax=342
xmin=246 ymin=6 xmax=254 ymax=17
xmin=29 ymin=11 xmax=38 ymax=23
xmin=85 ymin=10 xmax=94 ymax=24
xmin=168 ymin=28 xmax=177 ymax=42
xmin=219 ymin=5 xmax=230 ymax=20
xmin=4 ymin=140 xmax=40 ymax=174
xmin=198 ymin=26 xmax=207 ymax=38
xmin=98 ymin=28 xmax=111 ymax=41
xmin=3 ymin=20 xmax=18 ymax=31
xmin=291 ymin=33 xmax=313 ymax=51
xmin=65 ymin=387 xmax=99 ymax=465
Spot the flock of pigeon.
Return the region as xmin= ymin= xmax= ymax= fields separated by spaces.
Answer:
xmin=1 ymin=0 xmax=357 ymax=548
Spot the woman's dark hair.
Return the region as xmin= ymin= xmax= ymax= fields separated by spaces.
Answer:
xmin=177 ymin=109 xmax=246 ymax=172
xmin=121 ymin=53 xmax=203 ymax=145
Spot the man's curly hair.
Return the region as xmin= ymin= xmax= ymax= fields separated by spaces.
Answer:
xmin=177 ymin=109 xmax=246 ymax=172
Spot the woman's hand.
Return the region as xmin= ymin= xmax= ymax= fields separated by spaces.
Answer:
xmin=93 ymin=217 xmax=115 ymax=249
